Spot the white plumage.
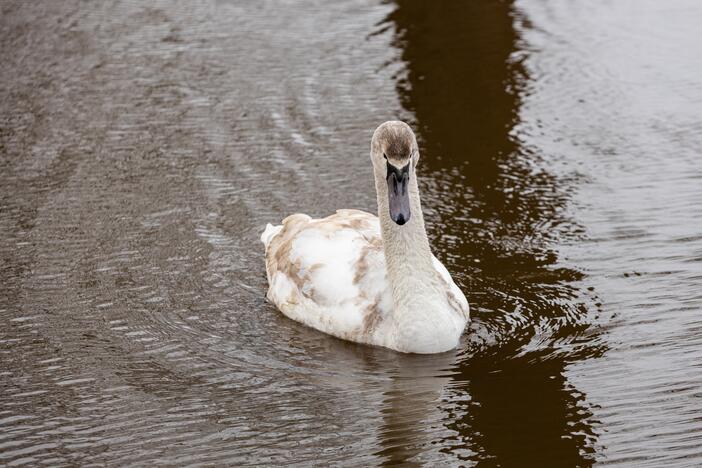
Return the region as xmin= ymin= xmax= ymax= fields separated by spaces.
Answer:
xmin=261 ymin=122 xmax=469 ymax=353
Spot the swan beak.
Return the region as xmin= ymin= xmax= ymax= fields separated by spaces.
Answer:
xmin=387 ymin=161 xmax=411 ymax=226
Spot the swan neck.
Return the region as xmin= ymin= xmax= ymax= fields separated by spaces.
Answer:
xmin=376 ymin=172 xmax=436 ymax=295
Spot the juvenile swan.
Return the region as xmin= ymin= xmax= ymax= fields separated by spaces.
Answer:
xmin=261 ymin=121 xmax=469 ymax=353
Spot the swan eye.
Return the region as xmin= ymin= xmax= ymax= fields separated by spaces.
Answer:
xmin=383 ymin=153 xmax=389 ymax=160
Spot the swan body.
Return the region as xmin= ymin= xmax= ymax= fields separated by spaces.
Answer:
xmin=261 ymin=122 xmax=469 ymax=353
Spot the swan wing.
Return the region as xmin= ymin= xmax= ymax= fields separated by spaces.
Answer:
xmin=262 ymin=210 xmax=393 ymax=344
xmin=431 ymin=255 xmax=470 ymax=319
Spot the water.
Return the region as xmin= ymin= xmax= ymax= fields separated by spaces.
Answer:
xmin=1 ymin=0 xmax=701 ymax=465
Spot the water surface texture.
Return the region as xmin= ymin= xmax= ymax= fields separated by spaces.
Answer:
xmin=1 ymin=0 xmax=701 ymax=465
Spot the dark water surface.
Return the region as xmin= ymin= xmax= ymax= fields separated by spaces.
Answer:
xmin=1 ymin=0 xmax=701 ymax=465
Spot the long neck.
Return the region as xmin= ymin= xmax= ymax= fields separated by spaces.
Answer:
xmin=375 ymin=169 xmax=440 ymax=309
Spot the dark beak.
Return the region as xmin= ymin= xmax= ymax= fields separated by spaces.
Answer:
xmin=386 ymin=160 xmax=411 ymax=225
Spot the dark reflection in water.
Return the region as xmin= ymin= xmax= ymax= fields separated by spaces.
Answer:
xmin=450 ymin=353 xmax=598 ymax=466
xmin=389 ymin=0 xmax=592 ymax=338
xmin=388 ymin=0 xmax=602 ymax=464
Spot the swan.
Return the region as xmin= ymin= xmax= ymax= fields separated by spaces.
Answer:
xmin=261 ymin=121 xmax=469 ymax=353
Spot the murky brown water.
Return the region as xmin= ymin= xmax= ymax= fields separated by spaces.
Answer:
xmin=1 ymin=0 xmax=701 ymax=465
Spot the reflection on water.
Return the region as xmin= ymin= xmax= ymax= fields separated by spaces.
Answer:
xmin=389 ymin=0 xmax=602 ymax=464
xmin=372 ymin=352 xmax=456 ymax=466
xmin=450 ymin=353 xmax=598 ymax=466
xmin=390 ymin=0 xmax=594 ymax=345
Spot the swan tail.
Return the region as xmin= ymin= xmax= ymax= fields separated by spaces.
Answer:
xmin=261 ymin=223 xmax=283 ymax=248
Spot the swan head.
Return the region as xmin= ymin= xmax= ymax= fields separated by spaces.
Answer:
xmin=370 ymin=121 xmax=420 ymax=226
